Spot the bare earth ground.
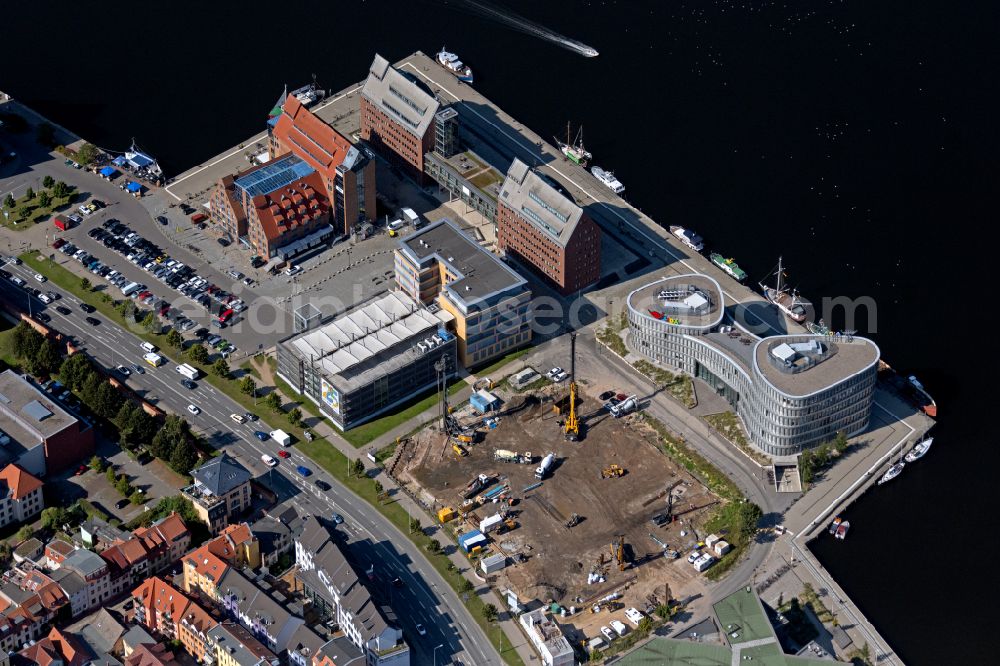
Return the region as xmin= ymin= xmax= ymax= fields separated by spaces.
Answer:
xmin=395 ymin=384 xmax=720 ymax=638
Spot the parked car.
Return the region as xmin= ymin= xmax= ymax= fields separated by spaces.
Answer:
xmin=255 ymin=431 xmax=269 ymax=442
xmin=85 ymin=316 xmax=100 ymax=326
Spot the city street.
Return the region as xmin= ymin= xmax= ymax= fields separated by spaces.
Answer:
xmin=0 ymin=269 xmax=498 ymax=666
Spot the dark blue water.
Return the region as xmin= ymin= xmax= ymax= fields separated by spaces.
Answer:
xmin=5 ymin=1 xmax=998 ymax=663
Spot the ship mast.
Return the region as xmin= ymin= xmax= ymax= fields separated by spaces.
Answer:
xmin=776 ymin=256 xmax=784 ymax=294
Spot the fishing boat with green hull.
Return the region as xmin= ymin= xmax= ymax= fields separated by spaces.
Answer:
xmin=710 ymin=253 xmax=747 ymax=281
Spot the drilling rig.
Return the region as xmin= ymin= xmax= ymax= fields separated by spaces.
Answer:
xmin=564 ymin=332 xmax=580 ymax=441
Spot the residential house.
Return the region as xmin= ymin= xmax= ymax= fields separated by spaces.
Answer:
xmin=294 ymin=517 xmax=409 ymax=665
xmin=311 ymin=635 xmax=365 ymax=666
xmin=182 ymin=523 xmax=259 ymax=603
xmin=207 ymin=621 xmax=279 ymax=666
xmin=125 ymin=642 xmax=183 ymax=666
xmin=0 ymin=464 xmax=44 ymax=528
xmin=71 ymin=607 xmax=126 ymax=660
xmin=131 ymin=577 xmax=217 ymax=662
xmin=13 ymin=626 xmax=89 ymax=666
xmin=44 ymin=538 xmax=75 ymax=568
xmin=283 ymin=624 xmax=326 ymax=666
xmin=520 ymin=608 xmax=574 ymax=666
xmin=121 ymin=626 xmax=156 ymax=658
xmin=54 ymin=547 xmax=112 ymax=616
xmin=12 ymin=537 xmax=43 ymax=564
xmin=183 ymin=454 xmax=252 ymax=534
xmin=215 ymin=567 xmax=303 ymax=655
xmin=248 ymin=514 xmax=292 ymax=568
xmin=101 ymin=513 xmax=191 ymax=596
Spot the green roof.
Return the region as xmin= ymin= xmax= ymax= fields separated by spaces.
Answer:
xmin=613 ymin=638 xmax=732 ymax=665
xmin=713 ymin=586 xmax=774 ymax=644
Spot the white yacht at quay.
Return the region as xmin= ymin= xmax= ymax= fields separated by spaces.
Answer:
xmin=591 ymin=166 xmax=625 ymax=194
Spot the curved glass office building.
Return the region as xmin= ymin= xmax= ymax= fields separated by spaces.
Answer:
xmin=627 ymin=274 xmax=879 ymax=456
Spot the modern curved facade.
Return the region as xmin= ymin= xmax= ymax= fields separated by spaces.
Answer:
xmin=627 ymin=274 xmax=880 ymax=456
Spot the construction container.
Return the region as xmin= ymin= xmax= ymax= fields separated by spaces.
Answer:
xmin=480 ymin=513 xmax=503 ymax=533
xmin=437 ymin=507 xmax=457 ymax=523
xmin=471 ymin=389 xmax=501 ymax=414
xmin=713 ymin=540 xmax=731 ymax=556
xmin=705 ymin=533 xmax=721 ymax=549
xmin=458 ymin=530 xmax=487 ymax=553
xmin=481 ymin=553 xmax=508 ymax=574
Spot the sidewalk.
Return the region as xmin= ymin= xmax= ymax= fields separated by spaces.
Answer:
xmin=249 ymin=354 xmax=540 ymax=664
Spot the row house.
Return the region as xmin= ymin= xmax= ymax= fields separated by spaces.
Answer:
xmin=132 ymin=577 xmax=217 ymax=662
xmin=102 ymin=513 xmax=191 ymax=596
xmin=182 ymin=523 xmax=259 ymax=604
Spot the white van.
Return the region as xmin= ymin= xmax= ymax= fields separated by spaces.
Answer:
xmin=175 ymin=363 xmax=199 ymax=380
xmin=143 ymin=353 xmax=164 ymax=367
xmin=140 ymin=342 xmax=158 ymax=353
xmin=387 ymin=218 xmax=406 ymax=232
xmin=401 ymin=207 xmax=422 ymax=228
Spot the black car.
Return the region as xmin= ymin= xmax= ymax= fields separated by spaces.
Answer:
xmin=116 ymin=498 xmax=130 ymax=510
xmin=56 ymin=305 xmax=71 ymax=315
xmin=0 ymin=269 xmax=10 ymax=279
xmin=599 ymin=390 xmax=616 ymax=401
xmin=79 ymin=303 xmax=96 ymax=313
xmin=194 ymin=327 xmax=209 ymax=339
xmin=35 ymin=312 xmax=51 ymax=323
xmin=157 ymin=215 xmax=168 ymax=225
xmin=313 ymin=480 xmax=331 ymax=491
xmin=181 ymin=379 xmax=197 ymax=389
xmin=217 ymin=238 xmax=230 ymax=247
xmin=91 ymin=199 xmax=105 ymax=209
xmin=391 ymin=577 xmax=404 ymax=588
xmin=85 ymin=316 xmax=100 ymax=326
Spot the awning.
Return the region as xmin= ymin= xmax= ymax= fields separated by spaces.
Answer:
xmin=275 ymin=224 xmax=334 ymax=260
xmin=127 ymin=152 xmax=154 ymax=169
xmin=99 ymin=166 xmax=116 ymax=177
xmin=112 ymin=156 xmax=127 ymax=166
xmin=125 ymin=182 xmax=142 ymax=193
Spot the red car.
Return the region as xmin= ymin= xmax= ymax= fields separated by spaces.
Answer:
xmin=277 ymin=450 xmax=291 ymax=459
xmin=218 ymin=308 xmax=234 ymax=324
xmin=52 ymin=238 xmax=66 ymax=249
xmin=75 ymin=465 xmax=87 ymax=476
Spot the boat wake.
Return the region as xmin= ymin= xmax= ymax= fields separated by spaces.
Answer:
xmin=445 ymin=0 xmax=598 ymax=57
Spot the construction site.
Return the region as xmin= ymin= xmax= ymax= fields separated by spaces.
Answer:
xmin=388 ymin=337 xmax=725 ymax=641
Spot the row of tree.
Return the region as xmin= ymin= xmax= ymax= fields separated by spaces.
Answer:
xmin=799 ymin=432 xmax=850 ymax=484
xmin=8 ymin=321 xmax=63 ymax=376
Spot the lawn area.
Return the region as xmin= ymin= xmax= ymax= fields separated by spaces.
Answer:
xmin=340 ymin=380 xmax=466 ymax=448
xmin=0 ymin=318 xmax=18 ymax=369
xmin=2 ymin=187 xmax=78 ymax=229
xmin=297 ymin=437 xmax=524 ymax=666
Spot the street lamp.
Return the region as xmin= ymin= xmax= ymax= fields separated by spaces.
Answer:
xmin=433 ymin=643 xmax=444 ymax=666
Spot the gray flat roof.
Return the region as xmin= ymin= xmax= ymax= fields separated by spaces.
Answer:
xmin=285 ymin=291 xmax=453 ymax=388
xmin=498 ymin=158 xmax=583 ymax=248
xmin=399 ymin=218 xmax=529 ymax=310
xmin=754 ymin=335 xmax=880 ymax=397
xmin=0 ymin=370 xmax=78 ymax=451
xmin=628 ymin=274 xmax=724 ymax=329
xmin=361 ymin=54 xmax=439 ymax=138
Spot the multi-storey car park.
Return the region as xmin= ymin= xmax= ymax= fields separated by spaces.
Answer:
xmin=627 ymin=274 xmax=880 ymax=456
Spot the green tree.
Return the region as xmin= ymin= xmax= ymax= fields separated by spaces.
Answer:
xmin=638 ymin=616 xmax=654 ymax=634
xmin=93 ymin=381 xmax=123 ymax=419
xmin=52 ymin=181 xmax=69 ymax=198
xmin=409 ymin=517 xmax=421 ymax=533
xmin=12 ymin=321 xmax=44 ymax=361
xmin=130 ymin=491 xmax=146 ymax=505
xmin=169 ymin=439 xmax=199 ymax=475
xmin=287 ymin=407 xmax=302 ymax=426
xmin=425 ymin=540 xmax=441 ymax=554
xmin=351 ymin=458 xmax=365 ymax=478
xmin=37 ymin=191 xmax=51 ymax=208
xmin=151 ymin=415 xmax=187 ymax=460
xmin=142 ymin=312 xmax=160 ymax=334
xmin=25 ymin=186 xmax=34 ymax=201
xmin=374 ymin=480 xmax=384 ymax=496
xmin=654 ymin=604 xmax=672 ymax=620
xmin=115 ymin=475 xmax=134 ymax=496
xmin=89 ymin=455 xmax=105 ymax=472
xmin=831 ymin=431 xmax=849 ymax=455
xmin=459 ymin=579 xmax=474 ymax=594
xmin=239 ymin=376 xmax=256 ymax=396
xmin=60 ymin=353 xmax=94 ymax=391
xmin=3 ymin=193 xmax=14 ymax=209
xmin=481 ymin=603 xmax=498 ymax=623
xmin=737 ymin=502 xmax=764 ymax=542
xmin=15 ymin=525 xmax=34 ymax=543
xmin=263 ymin=392 xmax=281 ymax=412
xmin=80 ymin=277 xmax=92 ymax=292
xmin=589 ymin=649 xmax=604 ymax=662
xmin=40 ymin=507 xmax=70 ymax=530
xmin=166 ymin=328 xmax=183 ymax=349
xmin=212 ymin=357 xmax=230 ymax=378
xmin=32 ymin=338 xmax=63 ymax=376
xmin=76 ymin=143 xmax=99 ymax=165
xmin=188 ymin=343 xmax=209 ymax=365
xmin=0 ymin=541 xmax=11 ymax=567
xmin=16 ymin=205 xmax=31 ymax=221
xmin=42 ymin=175 xmax=55 ymax=189
xmin=106 ymin=466 xmax=118 ymax=485
xmin=117 ymin=299 xmax=136 ymax=320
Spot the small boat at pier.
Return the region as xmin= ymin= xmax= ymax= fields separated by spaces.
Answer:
xmin=591 ymin=166 xmax=624 ymax=194
xmin=835 ymin=521 xmax=850 ymax=540
xmin=669 ymin=226 xmax=704 ymax=252
xmin=556 ymin=122 xmax=592 ymax=166
xmin=877 ymin=462 xmax=905 ymax=486
xmin=904 ymin=438 xmax=934 ymax=463
xmin=710 ymin=253 xmax=747 ymax=281
xmin=436 ymin=47 xmax=474 ymax=83
xmin=828 ymin=516 xmax=842 ymax=535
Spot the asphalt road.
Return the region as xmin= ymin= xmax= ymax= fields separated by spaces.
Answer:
xmin=0 ymin=271 xmax=498 ymax=666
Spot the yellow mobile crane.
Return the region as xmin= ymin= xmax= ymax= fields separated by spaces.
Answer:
xmin=565 ymin=332 xmax=580 ymax=441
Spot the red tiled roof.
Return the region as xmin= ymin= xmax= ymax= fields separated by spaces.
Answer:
xmin=132 ymin=577 xmax=191 ymax=628
xmin=0 ymin=463 xmax=44 ymax=499
xmin=273 ymin=95 xmax=353 ymax=176
xmin=126 ymin=642 xmax=182 ymax=666
xmin=45 ymin=539 xmax=75 ymax=563
xmin=252 ymin=167 xmax=330 ymax=243
xmin=19 ymin=627 xmax=88 ymax=666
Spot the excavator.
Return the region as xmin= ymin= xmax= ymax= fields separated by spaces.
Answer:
xmin=610 ymin=534 xmax=628 ymax=571
xmin=564 ymin=332 xmax=581 ymax=441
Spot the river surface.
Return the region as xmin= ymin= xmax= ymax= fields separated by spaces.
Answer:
xmin=5 ymin=1 xmax=998 ymax=663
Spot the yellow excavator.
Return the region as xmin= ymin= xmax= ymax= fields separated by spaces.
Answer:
xmin=565 ymin=332 xmax=580 ymax=441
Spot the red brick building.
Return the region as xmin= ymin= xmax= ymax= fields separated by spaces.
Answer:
xmin=496 ymin=158 xmax=601 ymax=294
xmin=360 ymin=54 xmax=439 ymax=184
xmin=210 ymin=155 xmax=333 ymax=261
xmin=269 ymin=95 xmax=376 ymax=235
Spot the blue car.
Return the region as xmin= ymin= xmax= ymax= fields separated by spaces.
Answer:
xmin=296 ymin=465 xmax=312 ymax=477
xmin=254 ymin=431 xmax=268 ymax=442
